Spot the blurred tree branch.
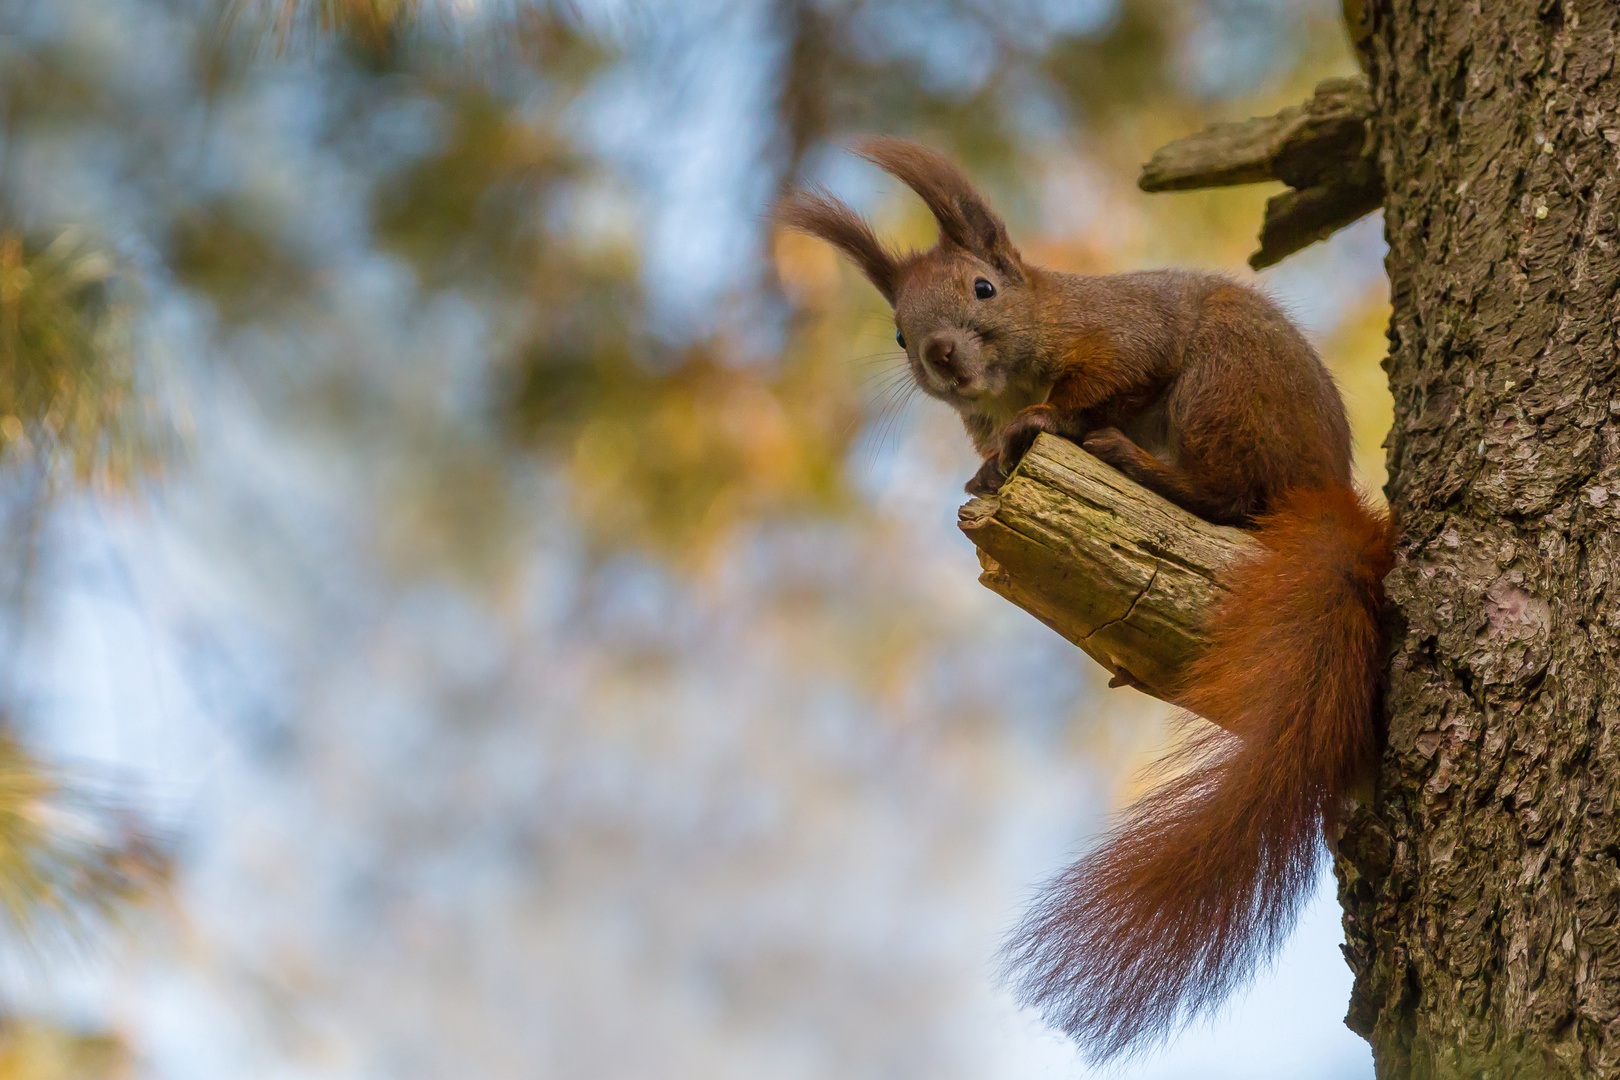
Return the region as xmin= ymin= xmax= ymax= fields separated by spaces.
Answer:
xmin=958 ymin=434 xmax=1260 ymax=708
xmin=1139 ymin=77 xmax=1381 ymax=269
xmin=0 ymin=733 xmax=169 ymax=953
xmin=0 ymin=228 xmax=151 ymax=482
xmin=0 ymin=1021 xmax=128 ymax=1080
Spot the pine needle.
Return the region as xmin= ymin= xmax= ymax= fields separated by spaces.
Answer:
xmin=0 ymin=227 xmax=150 ymax=485
xmin=0 ymin=735 xmax=168 ymax=958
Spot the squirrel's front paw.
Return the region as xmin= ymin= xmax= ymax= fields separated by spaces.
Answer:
xmin=998 ymin=406 xmax=1060 ymax=474
xmin=1082 ymin=427 xmax=1132 ymax=466
xmin=965 ymin=456 xmax=1007 ymax=497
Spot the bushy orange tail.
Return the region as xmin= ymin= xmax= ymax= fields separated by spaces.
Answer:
xmin=1003 ymin=487 xmax=1395 ymax=1061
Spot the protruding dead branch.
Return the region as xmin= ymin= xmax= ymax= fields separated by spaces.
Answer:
xmin=1138 ymin=77 xmax=1382 ymax=269
xmin=958 ymin=434 xmax=1260 ymax=705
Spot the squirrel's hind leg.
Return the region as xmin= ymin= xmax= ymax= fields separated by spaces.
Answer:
xmin=1082 ymin=428 xmax=1251 ymax=527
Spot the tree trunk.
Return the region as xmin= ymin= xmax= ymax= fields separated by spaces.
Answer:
xmin=1340 ymin=2 xmax=1620 ymax=1075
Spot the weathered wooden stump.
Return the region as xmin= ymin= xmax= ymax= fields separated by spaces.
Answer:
xmin=957 ymin=433 xmax=1261 ymax=705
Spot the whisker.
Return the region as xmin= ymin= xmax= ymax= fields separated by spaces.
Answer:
xmin=841 ymin=366 xmax=914 ymax=449
xmin=868 ymin=379 xmax=921 ymax=466
xmin=883 ymin=383 xmax=924 ymax=459
xmin=861 ymin=366 xmax=913 ymax=394
xmin=861 ymin=379 xmax=911 ymax=470
xmin=847 ymin=350 xmax=907 ymax=369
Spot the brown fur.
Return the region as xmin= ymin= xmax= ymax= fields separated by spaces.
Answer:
xmin=774 ymin=188 xmax=902 ymax=303
xmin=776 ymin=138 xmax=1397 ymax=1060
xmin=1005 ymin=488 xmax=1394 ymax=1059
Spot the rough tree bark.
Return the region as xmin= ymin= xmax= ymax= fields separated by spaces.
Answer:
xmin=1337 ymin=3 xmax=1620 ymax=1076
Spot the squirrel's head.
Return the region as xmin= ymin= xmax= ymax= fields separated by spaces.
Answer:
xmin=776 ymin=137 xmax=1046 ymax=415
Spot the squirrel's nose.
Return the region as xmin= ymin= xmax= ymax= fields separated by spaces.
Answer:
xmin=922 ymin=332 xmax=957 ymax=374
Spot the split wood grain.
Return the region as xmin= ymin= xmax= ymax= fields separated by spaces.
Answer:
xmin=957 ymin=434 xmax=1261 ymax=705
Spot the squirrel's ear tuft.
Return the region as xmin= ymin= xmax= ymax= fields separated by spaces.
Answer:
xmin=774 ymin=188 xmax=902 ymax=305
xmin=854 ymin=136 xmax=1023 ymax=281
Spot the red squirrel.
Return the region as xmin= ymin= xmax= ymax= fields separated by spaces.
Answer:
xmin=777 ymin=137 xmax=1396 ymax=1060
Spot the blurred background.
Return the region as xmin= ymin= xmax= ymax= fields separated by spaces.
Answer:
xmin=0 ymin=0 xmax=1392 ymax=1076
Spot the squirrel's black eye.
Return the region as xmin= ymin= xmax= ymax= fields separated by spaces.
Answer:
xmin=974 ymin=278 xmax=996 ymax=300
xmin=895 ymin=328 xmax=906 ymax=349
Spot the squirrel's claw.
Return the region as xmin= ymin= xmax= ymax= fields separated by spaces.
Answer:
xmin=965 ymin=456 xmax=1007 ymax=497
xmin=998 ymin=406 xmax=1061 ymax=473
xmin=1082 ymin=427 xmax=1133 ymax=466
xmin=1107 ymin=665 xmax=1144 ymax=691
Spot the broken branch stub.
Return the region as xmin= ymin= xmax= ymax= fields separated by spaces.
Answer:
xmin=1138 ymin=77 xmax=1374 ymax=193
xmin=1138 ymin=76 xmax=1382 ymax=269
xmin=957 ymin=434 xmax=1261 ymax=705
xmin=1251 ymin=168 xmax=1384 ymax=270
